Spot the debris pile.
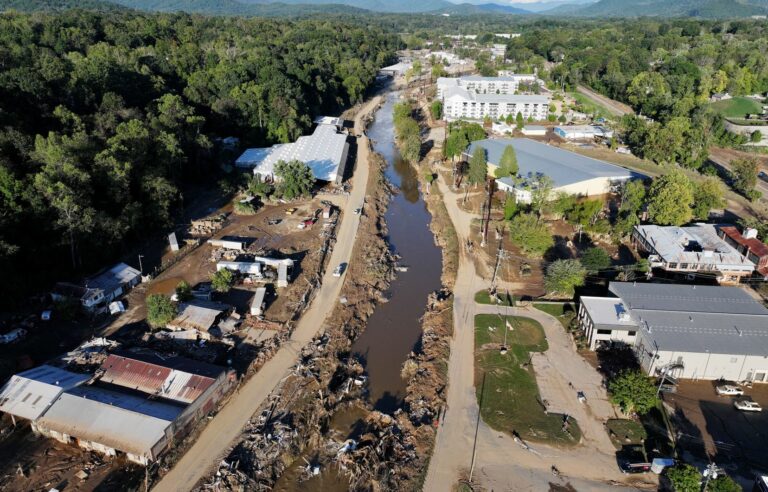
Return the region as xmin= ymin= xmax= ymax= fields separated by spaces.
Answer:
xmin=189 ymin=214 xmax=227 ymax=236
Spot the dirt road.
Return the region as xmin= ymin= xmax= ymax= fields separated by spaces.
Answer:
xmin=152 ymin=95 xmax=382 ymax=492
xmin=577 ymin=85 xmax=634 ymax=117
xmin=424 ymin=173 xmax=652 ymax=491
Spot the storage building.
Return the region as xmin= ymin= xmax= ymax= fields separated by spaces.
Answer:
xmin=0 ymin=365 xmax=89 ymax=422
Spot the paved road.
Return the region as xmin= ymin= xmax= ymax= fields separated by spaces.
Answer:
xmin=577 ymin=85 xmax=634 ymax=117
xmin=708 ymin=147 xmax=768 ymax=197
xmin=153 ymin=96 xmax=382 ymax=492
xmin=424 ymin=173 xmax=651 ymax=491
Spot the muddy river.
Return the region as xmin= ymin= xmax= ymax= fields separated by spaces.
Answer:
xmin=350 ymin=90 xmax=443 ymax=413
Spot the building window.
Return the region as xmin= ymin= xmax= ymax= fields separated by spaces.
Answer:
xmin=668 ymin=262 xmax=677 ymax=269
xmin=679 ymin=263 xmax=688 ymax=270
xmin=597 ymin=329 xmax=612 ymax=335
xmin=627 ymin=331 xmax=636 ymax=337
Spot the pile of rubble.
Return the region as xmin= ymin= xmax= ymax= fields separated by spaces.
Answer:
xmin=189 ymin=214 xmax=227 ymax=237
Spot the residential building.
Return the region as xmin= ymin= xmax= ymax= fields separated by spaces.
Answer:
xmin=554 ymin=125 xmax=614 ymax=141
xmin=0 ymin=365 xmax=89 ymax=423
xmin=717 ymin=226 xmax=768 ymax=278
xmin=580 ymin=282 xmax=768 ymax=382
xmin=236 ymin=118 xmax=349 ymax=184
xmin=632 ymin=224 xmax=757 ymax=285
xmin=464 ymin=138 xmax=638 ymax=203
xmin=437 ymin=75 xmax=540 ymax=98
xmin=442 ymin=86 xmax=550 ymax=121
xmin=51 ymin=263 xmax=141 ymax=312
xmin=379 ymin=61 xmax=412 ymax=77
xmin=490 ymin=44 xmax=507 ymax=60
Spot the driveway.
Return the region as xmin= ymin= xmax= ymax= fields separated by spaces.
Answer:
xmin=152 ymin=95 xmax=383 ymax=492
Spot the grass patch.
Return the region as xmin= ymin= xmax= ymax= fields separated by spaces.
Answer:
xmin=709 ymin=96 xmax=763 ymax=118
xmin=533 ymin=303 xmax=576 ymax=330
xmin=606 ymin=418 xmax=647 ymax=449
xmin=475 ymin=314 xmax=581 ymax=446
xmin=570 ymin=91 xmax=613 ymax=120
xmin=475 ymin=289 xmax=514 ymax=306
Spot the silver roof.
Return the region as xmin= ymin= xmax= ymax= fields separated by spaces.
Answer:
xmin=608 ymin=282 xmax=768 ymax=356
xmin=240 ymin=124 xmax=348 ymax=182
xmin=86 ymin=263 xmax=140 ymax=294
xmin=0 ymin=365 xmax=89 ymax=421
xmin=36 ymin=385 xmax=183 ymax=458
xmin=634 ymin=224 xmax=753 ymax=272
xmin=437 ymin=75 xmax=536 ymax=86
xmin=580 ymin=296 xmax=637 ymax=331
xmin=609 ymin=281 xmax=767 ymax=315
xmin=466 ymin=138 xmax=636 ymax=189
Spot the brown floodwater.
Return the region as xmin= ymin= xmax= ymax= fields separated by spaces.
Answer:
xmin=350 ymin=90 xmax=443 ymax=413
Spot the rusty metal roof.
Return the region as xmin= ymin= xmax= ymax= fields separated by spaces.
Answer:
xmin=99 ymin=352 xmax=224 ymax=404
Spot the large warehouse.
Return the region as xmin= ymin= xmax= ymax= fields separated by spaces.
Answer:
xmin=235 ymin=118 xmax=349 ymax=184
xmin=464 ymin=138 xmax=638 ymax=203
xmin=579 ymin=282 xmax=768 ymax=382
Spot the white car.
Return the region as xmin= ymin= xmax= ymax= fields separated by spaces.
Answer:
xmin=333 ymin=264 xmax=345 ymax=277
xmin=734 ymin=400 xmax=762 ymax=412
xmin=716 ymin=385 xmax=744 ymax=396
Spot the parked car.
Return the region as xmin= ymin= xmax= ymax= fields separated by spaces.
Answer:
xmin=716 ymin=384 xmax=744 ymax=396
xmin=0 ymin=328 xmax=27 ymax=344
xmin=616 ymin=445 xmax=651 ymax=474
xmin=734 ymin=399 xmax=762 ymax=412
xmin=759 ymin=171 xmax=768 ymax=183
xmin=333 ymin=263 xmax=346 ymax=277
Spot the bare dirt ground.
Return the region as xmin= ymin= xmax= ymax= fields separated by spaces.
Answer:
xmin=151 ymin=94 xmax=383 ymax=492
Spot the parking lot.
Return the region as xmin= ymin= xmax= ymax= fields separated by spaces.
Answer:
xmin=664 ymin=380 xmax=768 ymax=482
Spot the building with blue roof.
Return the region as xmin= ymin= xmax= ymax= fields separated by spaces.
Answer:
xmin=464 ymin=138 xmax=641 ymax=203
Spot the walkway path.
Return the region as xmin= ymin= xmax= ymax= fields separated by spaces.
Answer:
xmin=153 ymin=96 xmax=382 ymax=492
xmin=424 ymin=172 xmax=651 ymax=491
xmin=577 ymin=85 xmax=634 ymax=117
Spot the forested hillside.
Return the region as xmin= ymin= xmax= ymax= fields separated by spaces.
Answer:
xmin=0 ymin=11 xmax=398 ymax=304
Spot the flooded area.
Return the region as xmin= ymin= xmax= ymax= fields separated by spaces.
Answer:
xmin=351 ymin=90 xmax=443 ymax=413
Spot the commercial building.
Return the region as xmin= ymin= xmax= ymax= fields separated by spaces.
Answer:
xmin=521 ymin=125 xmax=547 ymax=136
xmin=441 ymin=86 xmax=549 ymax=121
xmin=490 ymin=44 xmax=507 ymax=60
xmin=236 ymin=119 xmax=349 ymax=185
xmin=0 ymin=365 xmax=89 ymax=422
xmin=632 ymin=224 xmax=757 ymax=285
xmin=437 ymin=75 xmax=540 ymax=98
xmin=31 ymin=352 xmax=233 ymax=464
xmin=579 ymin=282 xmax=768 ymax=382
xmin=52 ymin=263 xmax=141 ymax=312
xmin=554 ymin=125 xmax=614 ymax=141
xmin=578 ymin=297 xmax=639 ymax=350
xmin=465 ymin=138 xmax=636 ymax=203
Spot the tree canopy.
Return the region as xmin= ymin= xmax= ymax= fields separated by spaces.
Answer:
xmin=646 ymin=170 xmax=694 ymax=226
xmin=544 ymin=259 xmax=587 ymax=298
xmin=495 ymin=144 xmax=519 ymax=178
xmin=275 ymin=160 xmax=315 ymax=200
xmin=609 ymin=370 xmax=659 ymax=415
xmin=508 ymin=213 xmax=553 ymax=258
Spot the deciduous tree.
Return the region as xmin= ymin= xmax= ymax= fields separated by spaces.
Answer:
xmin=647 ymin=170 xmax=694 ymax=226
xmin=609 ymin=370 xmax=658 ymax=415
xmin=544 ymin=259 xmax=587 ymax=297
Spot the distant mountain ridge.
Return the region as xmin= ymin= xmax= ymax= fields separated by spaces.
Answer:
xmin=239 ymin=0 xmax=456 ymax=13
xmin=549 ymin=0 xmax=768 ymax=17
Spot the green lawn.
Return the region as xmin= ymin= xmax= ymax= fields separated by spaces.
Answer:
xmin=475 ymin=314 xmax=582 ymax=446
xmin=606 ymin=418 xmax=647 ymax=449
xmin=475 ymin=289 xmax=514 ymax=306
xmin=709 ymin=96 xmax=763 ymax=118
xmin=533 ymin=303 xmax=576 ymax=329
xmin=569 ymin=92 xmax=613 ymax=120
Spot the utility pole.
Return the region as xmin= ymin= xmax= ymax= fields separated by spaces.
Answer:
xmin=138 ymin=254 xmax=145 ymax=274
xmin=469 ymin=372 xmax=486 ymax=483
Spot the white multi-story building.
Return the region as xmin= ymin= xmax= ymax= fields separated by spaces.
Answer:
xmin=437 ymin=75 xmax=540 ymax=98
xmin=491 ymin=44 xmax=507 ymax=60
xmin=441 ymin=86 xmax=549 ymax=121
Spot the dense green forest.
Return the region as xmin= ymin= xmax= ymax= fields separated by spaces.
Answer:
xmin=0 ymin=10 xmax=398 ymax=305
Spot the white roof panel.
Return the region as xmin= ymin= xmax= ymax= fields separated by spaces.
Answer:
xmin=0 ymin=365 xmax=89 ymax=421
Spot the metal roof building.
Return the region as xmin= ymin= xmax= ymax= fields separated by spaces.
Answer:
xmin=236 ymin=119 xmax=350 ymax=184
xmin=583 ymin=282 xmax=768 ymax=382
xmin=467 ymin=138 xmax=638 ymax=202
xmin=99 ymin=352 xmax=225 ymax=404
xmin=167 ymin=301 xmax=230 ymax=333
xmin=34 ymin=385 xmax=183 ymax=464
xmin=632 ymin=224 xmax=756 ymax=285
xmin=0 ymin=365 xmax=89 ymax=421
